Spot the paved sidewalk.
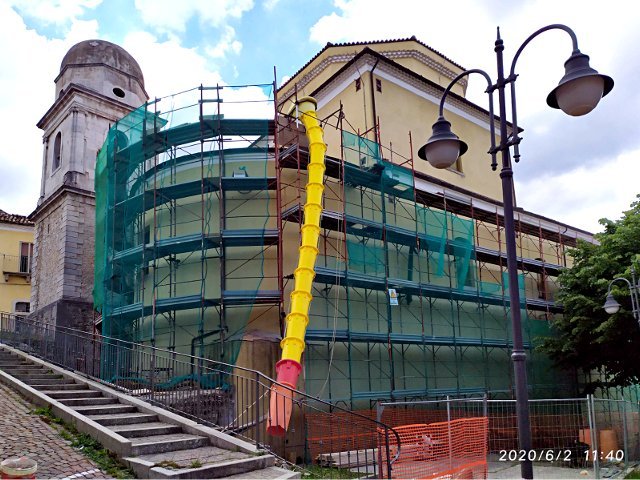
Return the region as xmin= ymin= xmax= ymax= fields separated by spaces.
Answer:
xmin=0 ymin=383 xmax=113 ymax=479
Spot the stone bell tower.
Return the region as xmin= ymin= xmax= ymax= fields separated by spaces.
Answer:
xmin=30 ymin=39 xmax=148 ymax=329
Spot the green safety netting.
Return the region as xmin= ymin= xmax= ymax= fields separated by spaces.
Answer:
xmin=95 ymin=84 xmax=276 ymax=382
xmin=304 ymin=131 xmax=573 ymax=403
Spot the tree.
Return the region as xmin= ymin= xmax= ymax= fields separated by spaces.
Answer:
xmin=540 ymin=196 xmax=640 ymax=393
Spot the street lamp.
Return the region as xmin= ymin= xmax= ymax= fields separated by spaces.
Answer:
xmin=603 ymin=266 xmax=640 ymax=324
xmin=418 ymin=25 xmax=613 ymax=479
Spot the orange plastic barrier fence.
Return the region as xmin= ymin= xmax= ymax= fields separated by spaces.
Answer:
xmin=378 ymin=417 xmax=489 ymax=479
xmin=306 ymin=411 xmax=379 ymax=461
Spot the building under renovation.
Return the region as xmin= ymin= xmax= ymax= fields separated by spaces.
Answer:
xmin=87 ymin=37 xmax=596 ymax=408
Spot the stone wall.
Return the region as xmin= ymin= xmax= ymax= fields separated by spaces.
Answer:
xmin=30 ymin=189 xmax=95 ymax=330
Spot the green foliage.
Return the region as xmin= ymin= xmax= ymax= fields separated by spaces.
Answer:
xmin=540 ymin=196 xmax=640 ymax=392
xmin=625 ymin=469 xmax=640 ymax=479
xmin=301 ymin=465 xmax=361 ymax=479
xmin=31 ymin=406 xmax=135 ymax=478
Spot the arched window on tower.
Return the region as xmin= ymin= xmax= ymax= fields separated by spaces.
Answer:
xmin=52 ymin=132 xmax=62 ymax=171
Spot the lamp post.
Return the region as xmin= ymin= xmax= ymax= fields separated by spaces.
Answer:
xmin=418 ymin=25 xmax=613 ymax=479
xmin=603 ymin=266 xmax=640 ymax=325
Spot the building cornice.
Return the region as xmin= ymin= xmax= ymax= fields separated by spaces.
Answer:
xmin=279 ymin=46 xmax=467 ymax=104
xmin=29 ymin=184 xmax=95 ymax=221
xmin=37 ymin=83 xmax=139 ymax=131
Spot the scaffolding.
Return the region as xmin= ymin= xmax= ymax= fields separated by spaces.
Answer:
xmin=95 ymin=83 xmax=281 ymax=379
xmin=94 ymin=81 xmax=578 ymax=401
xmin=276 ymin=103 xmax=577 ymax=408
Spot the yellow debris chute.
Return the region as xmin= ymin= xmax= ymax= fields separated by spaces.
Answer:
xmin=267 ymin=97 xmax=326 ymax=436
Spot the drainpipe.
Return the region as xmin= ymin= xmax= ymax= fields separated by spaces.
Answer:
xmin=369 ymin=58 xmax=380 ymax=145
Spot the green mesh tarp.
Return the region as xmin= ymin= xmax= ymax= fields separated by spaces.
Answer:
xmin=342 ymin=130 xmax=380 ymax=167
xmin=95 ymin=85 xmax=276 ymax=376
xmin=304 ymin=131 xmax=575 ymax=403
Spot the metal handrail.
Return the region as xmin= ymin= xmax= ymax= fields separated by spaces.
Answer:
xmin=0 ymin=312 xmax=400 ymax=477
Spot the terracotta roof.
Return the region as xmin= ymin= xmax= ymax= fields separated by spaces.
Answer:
xmin=0 ymin=209 xmax=34 ymax=226
xmin=278 ymin=36 xmax=465 ymax=92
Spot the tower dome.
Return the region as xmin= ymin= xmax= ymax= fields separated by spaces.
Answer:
xmin=60 ymin=39 xmax=145 ymax=86
xmin=55 ymin=39 xmax=147 ymax=107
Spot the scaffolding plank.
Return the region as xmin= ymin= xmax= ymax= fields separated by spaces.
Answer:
xmin=221 ymin=229 xmax=279 ymax=246
xmin=222 ymin=290 xmax=280 ymax=305
xmin=111 ymin=233 xmax=221 ymax=264
xmin=305 ymin=329 xmax=531 ymax=349
xmin=312 ymin=266 xmax=556 ymax=312
xmin=108 ymin=295 xmax=221 ymax=320
xmin=221 ymin=176 xmax=277 ymax=191
xmin=115 ymin=177 xmax=220 ymax=211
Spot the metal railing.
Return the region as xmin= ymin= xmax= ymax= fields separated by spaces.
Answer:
xmin=378 ymin=396 xmax=640 ymax=479
xmin=0 ymin=312 xmax=400 ymax=477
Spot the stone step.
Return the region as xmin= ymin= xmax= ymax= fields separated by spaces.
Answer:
xmin=72 ymin=404 xmax=138 ymax=416
xmin=130 ymin=433 xmax=210 ymax=456
xmin=20 ymin=377 xmax=69 ymax=386
xmin=30 ymin=383 xmax=85 ymax=390
xmin=110 ymin=422 xmax=182 ymax=438
xmin=0 ymin=362 xmax=32 ymax=367
xmin=12 ymin=373 xmax=62 ymax=380
xmin=148 ymin=455 xmax=275 ymax=479
xmin=40 ymin=390 xmax=103 ymax=400
xmin=123 ymin=446 xmax=259 ymax=478
xmin=87 ymin=412 xmax=159 ymax=426
xmin=59 ymin=397 xmax=117 ymax=407
xmin=225 ymin=466 xmax=301 ymax=479
xmin=2 ymin=367 xmax=48 ymax=374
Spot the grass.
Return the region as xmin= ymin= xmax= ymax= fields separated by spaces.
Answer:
xmin=625 ymin=470 xmax=640 ymax=479
xmin=300 ymin=464 xmax=362 ymax=479
xmin=31 ymin=406 xmax=136 ymax=479
xmin=155 ymin=460 xmax=181 ymax=469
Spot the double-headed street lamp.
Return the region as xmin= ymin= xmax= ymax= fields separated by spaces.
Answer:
xmin=603 ymin=265 xmax=640 ymax=325
xmin=418 ymin=25 xmax=613 ymax=479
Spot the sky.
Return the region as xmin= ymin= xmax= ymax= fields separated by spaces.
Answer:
xmin=0 ymin=0 xmax=638 ymax=234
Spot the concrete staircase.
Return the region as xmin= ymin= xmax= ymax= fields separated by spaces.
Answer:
xmin=0 ymin=346 xmax=299 ymax=479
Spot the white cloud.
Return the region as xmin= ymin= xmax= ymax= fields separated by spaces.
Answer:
xmin=263 ymin=0 xmax=281 ymax=10
xmin=0 ymin=3 xmax=100 ymax=215
xmin=121 ymin=30 xmax=225 ymax=98
xmin=133 ymin=0 xmax=254 ymax=33
xmin=516 ymin=149 xmax=640 ymax=234
xmin=308 ymin=0 xmax=640 ymax=232
xmin=205 ymin=26 xmax=242 ymax=59
xmin=8 ymin=0 xmax=102 ymax=25
xmin=309 ymin=0 xmax=636 ymax=116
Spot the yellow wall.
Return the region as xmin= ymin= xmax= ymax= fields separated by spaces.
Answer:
xmin=0 ymin=222 xmax=34 ymax=314
xmin=279 ymin=41 xmax=503 ymax=202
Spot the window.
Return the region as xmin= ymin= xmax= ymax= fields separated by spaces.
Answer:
xmin=355 ymin=78 xmax=362 ymax=91
xmin=14 ymin=302 xmax=29 ymax=314
xmin=19 ymin=242 xmax=33 ymax=274
xmin=376 ymin=78 xmax=382 ymax=92
xmin=52 ymin=131 xmax=62 ymax=171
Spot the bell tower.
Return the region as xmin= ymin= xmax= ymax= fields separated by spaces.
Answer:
xmin=30 ymin=39 xmax=148 ymax=329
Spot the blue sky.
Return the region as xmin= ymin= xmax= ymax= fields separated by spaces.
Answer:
xmin=1 ymin=0 xmax=639 ymax=233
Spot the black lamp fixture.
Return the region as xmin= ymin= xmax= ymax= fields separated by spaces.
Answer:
xmin=417 ymin=116 xmax=468 ymax=169
xmin=418 ymin=25 xmax=613 ymax=479
xmin=547 ymin=52 xmax=614 ymax=116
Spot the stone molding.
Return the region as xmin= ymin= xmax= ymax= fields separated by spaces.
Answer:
xmin=279 ymin=48 xmax=466 ymax=104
